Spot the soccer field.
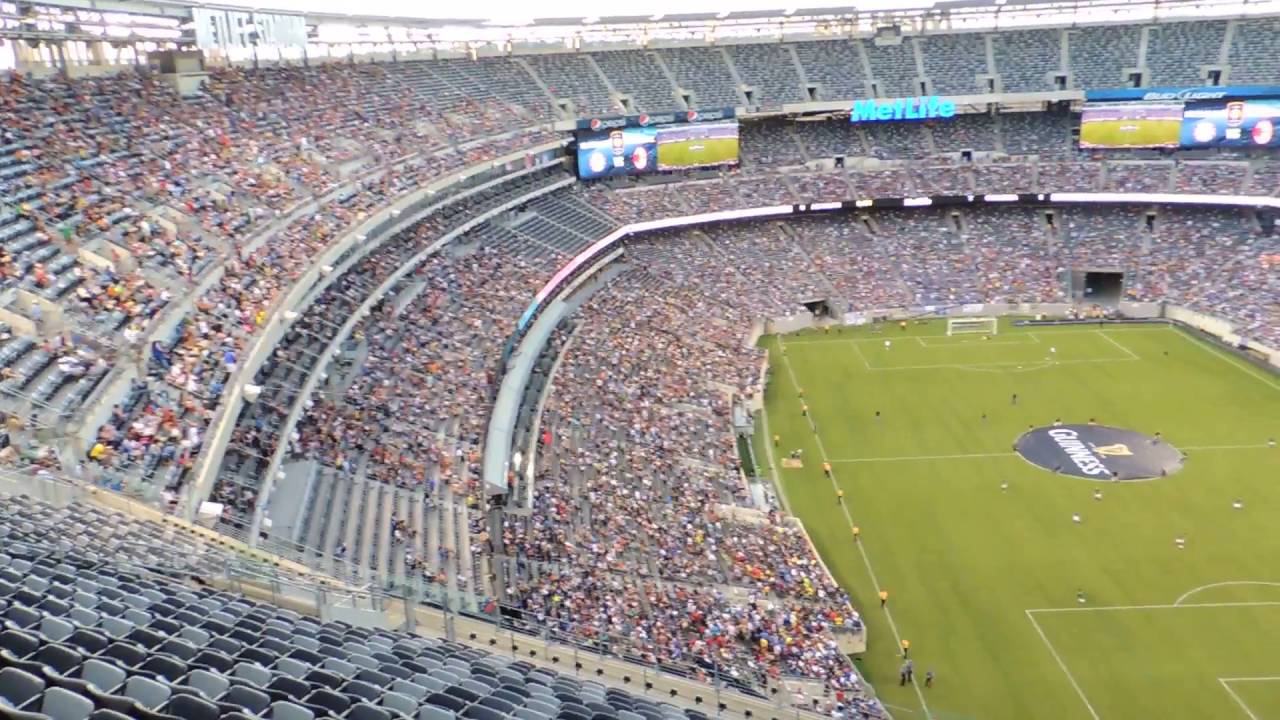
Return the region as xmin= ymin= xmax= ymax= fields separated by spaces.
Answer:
xmin=657 ymin=136 xmax=740 ymax=169
xmin=1079 ymin=118 xmax=1182 ymax=148
xmin=754 ymin=320 xmax=1280 ymax=720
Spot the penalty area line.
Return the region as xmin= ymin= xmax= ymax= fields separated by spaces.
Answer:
xmin=1025 ymin=610 xmax=1100 ymax=720
xmin=1096 ymin=330 xmax=1140 ymax=360
xmin=1219 ymin=679 xmax=1263 ymax=720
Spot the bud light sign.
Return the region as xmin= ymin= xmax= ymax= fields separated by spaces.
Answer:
xmin=850 ymin=96 xmax=957 ymax=123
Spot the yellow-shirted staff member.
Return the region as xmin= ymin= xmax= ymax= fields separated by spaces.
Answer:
xmin=851 ymin=525 xmax=860 ymax=542
xmin=772 ymin=433 xmax=780 ymax=447
xmin=836 ymin=489 xmax=844 ymax=502
xmin=822 ymin=461 xmax=832 ymax=478
xmin=901 ymin=639 xmax=911 ymax=658
xmin=879 ymin=589 xmax=888 ymax=607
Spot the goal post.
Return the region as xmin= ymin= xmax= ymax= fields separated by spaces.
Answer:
xmin=947 ymin=317 xmax=999 ymax=336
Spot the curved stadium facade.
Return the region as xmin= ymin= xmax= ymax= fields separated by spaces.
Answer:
xmin=0 ymin=2 xmax=1277 ymax=719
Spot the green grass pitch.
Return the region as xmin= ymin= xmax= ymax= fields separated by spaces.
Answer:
xmin=1080 ymin=118 xmax=1182 ymax=148
xmin=657 ymin=136 xmax=740 ymax=168
xmin=753 ymin=320 xmax=1280 ymax=720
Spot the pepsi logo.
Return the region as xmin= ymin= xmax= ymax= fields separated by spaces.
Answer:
xmin=589 ymin=118 xmax=602 ymax=131
xmin=686 ymin=110 xmax=698 ymax=122
xmin=638 ymin=114 xmax=650 ymax=126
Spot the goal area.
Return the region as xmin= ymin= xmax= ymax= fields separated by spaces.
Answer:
xmin=947 ymin=317 xmax=999 ymax=336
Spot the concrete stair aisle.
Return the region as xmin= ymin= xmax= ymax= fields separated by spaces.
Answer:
xmin=440 ymin=480 xmax=459 ymax=596
xmin=376 ymin=482 xmax=395 ymax=582
xmin=425 ymin=487 xmax=442 ymax=582
xmin=302 ymin=466 xmax=334 ymax=563
xmin=358 ymin=480 xmax=380 ymax=583
xmin=455 ymin=505 xmax=472 ymax=596
xmin=320 ymin=473 xmax=349 ymax=575
xmin=393 ymin=488 xmax=411 ymax=588
xmin=339 ymin=471 xmax=364 ymax=581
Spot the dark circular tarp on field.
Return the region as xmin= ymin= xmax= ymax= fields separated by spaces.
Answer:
xmin=1015 ymin=424 xmax=1185 ymax=480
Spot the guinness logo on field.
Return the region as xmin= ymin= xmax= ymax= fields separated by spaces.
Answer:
xmin=1015 ymin=425 xmax=1184 ymax=481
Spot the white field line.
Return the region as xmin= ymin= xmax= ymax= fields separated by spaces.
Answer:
xmin=1174 ymin=582 xmax=1280 ymax=606
xmin=1219 ymin=678 xmax=1262 ymax=720
xmin=830 ymin=452 xmax=1017 ymax=464
xmin=1173 ymin=330 xmax=1280 ymax=393
xmin=916 ymin=334 xmax=1041 ymax=347
xmin=844 ymin=338 xmax=875 ymax=366
xmin=1028 ymin=599 xmax=1280 ymax=720
xmin=827 ymin=443 xmax=1269 ymax=465
xmin=1181 ymin=444 xmax=1274 ymax=452
xmin=860 ymin=357 xmax=1139 ymax=372
xmin=1025 ymin=610 xmax=1101 ymax=720
xmin=757 ymin=387 xmax=792 ymax=518
xmin=1027 ymin=601 xmax=1280 ymax=614
xmin=776 ymin=335 xmax=933 ymax=719
xmin=1096 ymin=330 xmax=1141 ymax=360
xmin=782 ymin=327 xmax=1175 ymax=346
xmin=847 ymin=340 xmax=872 ymax=370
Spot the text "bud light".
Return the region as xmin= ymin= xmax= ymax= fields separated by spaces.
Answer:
xmin=849 ymin=96 xmax=957 ymax=123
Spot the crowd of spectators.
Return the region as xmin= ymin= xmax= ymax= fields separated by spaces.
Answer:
xmin=501 ymin=265 xmax=878 ymax=716
xmin=0 ymin=64 xmax=565 ymax=495
xmin=293 ymin=247 xmax=546 ymax=488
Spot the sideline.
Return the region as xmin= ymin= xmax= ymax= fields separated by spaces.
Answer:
xmin=1172 ymin=329 xmax=1280 ymax=393
xmin=776 ymin=335 xmax=933 ymax=719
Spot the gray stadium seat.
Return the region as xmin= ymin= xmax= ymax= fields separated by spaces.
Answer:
xmin=0 ymin=667 xmax=45 ymax=707
xmin=38 ymin=687 xmax=95 ymax=720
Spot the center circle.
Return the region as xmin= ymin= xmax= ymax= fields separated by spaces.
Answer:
xmin=1014 ymin=424 xmax=1185 ymax=481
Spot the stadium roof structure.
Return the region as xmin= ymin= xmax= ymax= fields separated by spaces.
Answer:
xmin=3 ymin=0 xmax=1278 ymax=60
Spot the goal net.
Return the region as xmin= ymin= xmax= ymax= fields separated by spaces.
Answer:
xmin=946 ymin=317 xmax=998 ymax=336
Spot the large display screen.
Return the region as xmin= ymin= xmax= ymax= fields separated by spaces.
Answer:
xmin=1181 ymin=99 xmax=1280 ymax=148
xmin=656 ymin=122 xmax=740 ymax=170
xmin=575 ymin=121 xmax=739 ymax=179
xmin=576 ymin=127 xmax=657 ymax=179
xmin=1079 ymin=102 xmax=1183 ymax=148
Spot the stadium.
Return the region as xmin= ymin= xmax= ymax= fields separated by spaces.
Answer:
xmin=0 ymin=0 xmax=1278 ymax=719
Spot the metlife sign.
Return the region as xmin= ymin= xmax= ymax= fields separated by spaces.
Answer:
xmin=1084 ymin=85 xmax=1280 ymax=103
xmin=849 ymin=96 xmax=957 ymax=123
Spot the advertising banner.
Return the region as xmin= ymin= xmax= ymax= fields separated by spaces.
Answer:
xmin=1084 ymin=85 xmax=1280 ymax=103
